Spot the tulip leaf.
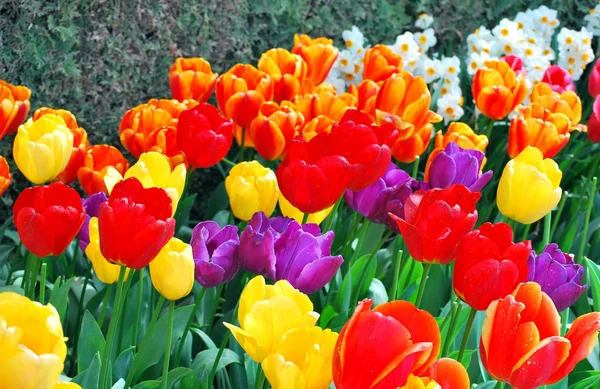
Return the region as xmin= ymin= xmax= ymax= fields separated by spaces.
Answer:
xmin=191 ymin=348 xmax=241 ymax=382
xmin=471 ymin=381 xmax=499 ymax=389
xmin=447 ymin=349 xmax=475 ymax=369
xmin=132 ymin=381 xmax=160 ymax=389
xmin=175 ymin=193 xmax=198 ymax=234
xmin=190 ymin=327 xmax=217 ymax=349
xmin=49 ymin=277 xmax=74 ymax=320
xmin=335 ymin=254 xmax=376 ymax=309
xmin=354 ymin=222 xmax=385 ymax=258
xmin=366 ymin=278 xmax=388 ymax=305
xmin=318 ymin=305 xmax=339 ymax=328
xmin=0 ymin=244 xmax=14 ymax=267
xmin=110 ymin=379 xmax=127 ymax=389
xmin=77 ymin=311 xmax=105 ymax=374
xmin=0 ymin=216 xmax=13 ymax=242
xmin=0 ymin=285 xmax=24 ymax=294
xmin=585 ymin=258 xmax=600 ymax=312
xmin=206 ymin=181 xmax=230 ymax=220
xmin=113 ymin=346 xmax=135 ymax=382
xmin=72 ymin=351 xmax=101 ymax=388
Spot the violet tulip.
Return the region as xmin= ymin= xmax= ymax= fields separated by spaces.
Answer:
xmin=426 ymin=142 xmax=492 ymax=192
xmin=527 ymin=243 xmax=587 ymax=312
xmin=541 ymin=65 xmax=575 ymax=93
xmin=190 ymin=221 xmax=240 ymax=288
xmin=77 ymin=192 xmax=108 ymax=251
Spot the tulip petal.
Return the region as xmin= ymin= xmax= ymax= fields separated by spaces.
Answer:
xmin=427 ymin=358 xmax=470 ymax=389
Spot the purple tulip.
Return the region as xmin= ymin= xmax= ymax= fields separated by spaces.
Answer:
xmin=239 ymin=212 xmax=343 ymax=294
xmin=190 ymin=221 xmax=240 ymax=288
xmin=427 ymin=142 xmax=492 ymax=192
xmin=77 ymin=192 xmax=108 ymax=251
xmin=527 ymin=243 xmax=587 ymax=312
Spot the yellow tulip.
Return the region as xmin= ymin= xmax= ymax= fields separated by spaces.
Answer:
xmin=225 ymin=161 xmax=279 ymax=221
xmin=13 ymin=114 xmax=73 ymax=184
xmin=149 ymin=237 xmax=195 ymax=301
xmin=397 ymin=375 xmax=441 ymax=389
xmin=497 ymin=146 xmax=562 ymax=224
xmin=104 ymin=151 xmax=186 ymax=216
xmin=85 ymin=217 xmax=130 ymax=284
xmin=224 ymin=276 xmax=319 ymax=362
xmin=54 ymin=383 xmax=82 ymax=389
xmin=279 ymin=192 xmax=334 ymax=225
xmin=262 ymin=326 xmax=338 ymax=389
xmin=0 ymin=292 xmax=67 ymax=389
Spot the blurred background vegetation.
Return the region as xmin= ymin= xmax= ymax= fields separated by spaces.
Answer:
xmin=0 ymin=0 xmax=595 ymax=219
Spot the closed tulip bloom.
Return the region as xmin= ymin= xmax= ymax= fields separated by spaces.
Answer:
xmin=225 ymin=161 xmax=279 ymax=221
xmin=472 ymin=60 xmax=528 ymax=120
xmin=149 ymin=237 xmax=195 ymax=300
xmin=177 ymin=103 xmax=234 ymax=168
xmin=216 ymin=64 xmax=274 ymax=129
xmin=76 ymin=192 xmax=108 ymax=252
xmin=85 ymin=217 xmax=130 ymax=284
xmin=0 ymin=155 xmax=11 ymax=196
xmin=425 ymin=142 xmax=493 ymax=192
xmin=258 ymin=48 xmax=308 ymax=102
xmin=587 ymin=95 xmax=600 ymax=143
xmin=169 ymin=57 xmax=218 ymax=103
xmin=292 ymin=34 xmax=339 ymax=87
xmin=481 ymin=282 xmax=600 ymax=389
xmin=98 ymin=177 xmax=175 ymax=269
xmin=527 ymin=243 xmax=587 ymax=312
xmin=501 ymin=55 xmax=526 ymax=75
xmin=77 ymin=145 xmax=130 ymax=196
xmin=13 ymin=114 xmax=73 ymax=185
xmin=0 ymin=80 xmax=30 ymax=140
xmin=13 ymin=182 xmax=85 ymax=258
xmin=588 ymin=59 xmax=600 ymax=98
xmin=0 ymin=292 xmax=67 ymax=389
xmin=454 ymin=222 xmax=531 ymax=310
xmin=399 ymin=359 xmax=471 ymax=389
xmin=497 ymin=146 xmax=562 ymax=224
xmin=190 ymin=221 xmax=240 ymax=288
xmin=389 ymin=184 xmax=480 ymax=264
xmin=279 ymin=192 xmax=334 ymax=225
xmin=262 ymin=326 xmax=339 ymax=389
xmin=105 ymin=151 xmax=186 ymax=216
xmin=355 ymin=79 xmax=380 ymax=113
xmin=530 ymin=82 xmax=583 ymax=131
xmin=294 ymin=84 xmax=357 ymax=135
xmin=542 ymin=65 xmax=575 ymax=93
xmin=434 ymin=122 xmax=489 ymax=153
xmin=54 ymin=383 xmax=82 ymax=389
xmin=224 ymin=275 xmax=319 ymax=362
xmin=362 ymin=44 xmax=403 ymax=83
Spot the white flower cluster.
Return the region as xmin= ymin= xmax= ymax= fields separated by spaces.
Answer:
xmin=584 ymin=4 xmax=600 ymax=36
xmin=556 ymin=27 xmax=595 ymax=80
xmin=325 ymin=26 xmax=365 ymax=92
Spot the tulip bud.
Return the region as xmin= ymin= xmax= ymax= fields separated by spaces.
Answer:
xmin=0 ymin=155 xmax=11 ymax=196
xmin=0 ymin=80 xmax=30 ymax=140
xmin=149 ymin=237 xmax=195 ymax=300
xmin=169 ymin=57 xmax=218 ymax=103
xmin=225 ymin=161 xmax=279 ymax=221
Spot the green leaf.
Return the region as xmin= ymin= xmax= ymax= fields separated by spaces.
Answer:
xmin=0 ymin=216 xmax=13 ymax=242
xmin=72 ymin=352 xmax=101 ymax=388
xmin=190 ymin=327 xmax=217 ymax=349
xmin=49 ymin=277 xmax=74 ymax=320
xmin=335 ymin=254 xmax=376 ymax=309
xmin=366 ymin=278 xmax=388 ymax=305
xmin=113 ymin=347 xmax=134 ymax=382
xmin=175 ymin=193 xmax=198 ymax=234
xmin=191 ymin=349 xmax=241 ymax=382
xmin=472 ymin=382 xmax=499 ymax=389
xmin=165 ymin=367 xmax=194 ymax=388
xmin=77 ymin=311 xmax=105 ymax=374
xmin=585 ymin=258 xmax=600 ymax=312
xmin=0 ymin=285 xmax=24 ymax=294
xmin=569 ymin=372 xmax=600 ymax=389
xmin=447 ymin=349 xmax=475 ymax=370
xmin=318 ymin=305 xmax=338 ymax=328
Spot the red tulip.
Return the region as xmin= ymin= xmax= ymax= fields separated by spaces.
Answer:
xmin=481 ymin=282 xmax=600 ymax=389
xmin=586 ymin=95 xmax=600 ymax=143
xmin=98 ymin=177 xmax=175 ymax=269
xmin=13 ymin=182 xmax=85 ymax=257
xmin=177 ymin=103 xmax=234 ymax=168
xmin=541 ymin=65 xmax=575 ymax=94
xmin=454 ymin=222 xmax=531 ymax=310
xmin=502 ymin=55 xmax=525 ymax=75
xmin=389 ymin=184 xmax=480 ymax=264
xmin=588 ymin=60 xmax=600 ymax=98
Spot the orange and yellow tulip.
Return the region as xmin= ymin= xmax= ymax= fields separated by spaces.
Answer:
xmin=292 ymin=34 xmax=339 ymax=88
xmin=355 ymin=79 xmax=380 ymax=113
xmin=472 ymin=60 xmax=528 ymax=120
xmin=169 ymin=57 xmax=218 ymax=103
xmin=530 ymin=82 xmax=583 ymax=131
xmin=258 ymin=48 xmax=308 ymax=102
xmin=0 ymin=155 xmax=11 ymax=196
xmin=362 ymin=44 xmax=403 ymax=83
xmin=0 ymin=80 xmax=30 ymax=140
xmin=77 ymin=145 xmax=130 ymax=196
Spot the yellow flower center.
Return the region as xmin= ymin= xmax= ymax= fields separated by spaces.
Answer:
xmin=583 ymin=53 xmax=590 ymax=62
xmin=541 ymin=16 xmax=548 ymax=24
xmin=419 ymin=35 xmax=428 ymax=44
xmin=501 ymin=28 xmax=509 ymax=36
xmin=525 ymin=48 xmax=533 ymax=56
xmin=448 ymin=66 xmax=456 ymax=74
xmin=401 ymin=43 xmax=410 ymax=52
xmin=568 ymin=57 xmax=576 ymax=65
xmin=446 ymin=106 xmax=455 ymax=115
xmin=566 ymin=36 xmax=573 ymax=44
xmin=344 ymin=73 xmax=355 ymax=81
xmin=427 ymin=67 xmax=436 ymax=75
xmin=346 ymin=40 xmax=354 ymax=48
xmin=354 ymin=64 xmax=361 ymax=73
xmin=504 ymin=44 xmax=513 ymax=53
xmin=340 ymin=58 xmax=349 ymax=66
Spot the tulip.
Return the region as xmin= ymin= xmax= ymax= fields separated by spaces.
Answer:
xmin=434 ymin=122 xmax=489 ymax=153
xmin=98 ymin=177 xmax=175 ymax=269
xmin=76 ymin=192 xmax=108 ymax=252
xmin=225 ymin=161 xmax=279 ymax=221
xmin=425 ymin=142 xmax=493 ymax=192
xmin=502 ymin=54 xmax=525 ymax=75
xmin=389 ymin=184 xmax=480 ymax=264
xmin=355 ymin=79 xmax=380 ymax=113
xmin=0 ymin=155 xmax=11 ymax=196
xmin=454 ymin=222 xmax=531 ymax=310
xmin=224 ymin=275 xmax=319 ymax=362
xmin=542 ymin=65 xmax=575 ymax=93
xmin=497 ymin=146 xmax=562 ymax=224
xmin=390 ymin=124 xmax=435 ymax=163
xmin=587 ymin=95 xmax=600 ymax=143
xmin=362 ymin=44 xmax=403 ymax=82
xmin=54 ymin=383 xmax=82 ymax=389
xmin=247 ymin=101 xmax=303 ymax=161
xmin=0 ymin=292 xmax=67 ymax=389
xmin=258 ymin=48 xmax=308 ymax=102
xmin=13 ymin=182 xmax=85 ymax=258
xmin=13 ymin=114 xmax=73 ymax=185
xmin=262 ymin=327 xmax=339 ymax=389
xmin=294 ymin=83 xmax=357 ymax=130
xmin=216 ymin=64 xmax=274 ymax=129
xmin=527 ymin=243 xmax=587 ymax=312
xmin=0 ymin=80 xmax=30 ymax=140
xmin=279 ymin=192 xmax=334 ymax=225
xmin=190 ymin=221 xmax=240 ymax=288
xmin=399 ymin=359 xmax=471 ymax=389
xmin=169 ymin=57 xmax=218 ymax=103
xmin=472 ymin=60 xmax=528 ymax=120
xmin=85 ymin=217 xmax=130 ymax=284
xmin=176 ymin=103 xmax=234 ymax=168
xmin=481 ymin=282 xmax=600 ymax=388
xmin=292 ymin=34 xmax=339 ymax=87
xmin=530 ymin=82 xmax=583 ymax=131
xmin=588 ymin=59 xmax=600 ymax=98
xmin=149 ymin=237 xmax=195 ymax=300
xmin=77 ymin=145 xmax=130 ymax=196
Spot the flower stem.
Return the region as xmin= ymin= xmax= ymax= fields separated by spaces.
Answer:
xmin=349 ymin=219 xmax=370 ymax=264
xmin=301 ymin=211 xmax=309 ymax=225
xmin=540 ymin=211 xmax=552 ymax=250
xmin=131 ymin=269 xmax=144 ymax=348
xmin=494 ymin=381 xmax=505 ymax=389
xmin=415 ymin=263 xmax=431 ymax=308
xmin=39 ymin=262 xmax=47 ymax=304
xmin=441 ymin=301 xmax=462 ymax=357
xmin=25 ymin=253 xmax=41 ymax=299
xmin=161 ymin=301 xmax=175 ymax=389
xmin=389 ymin=249 xmax=404 ymax=301
xmin=353 ymin=230 xmax=393 ymax=305
xmin=98 ymin=284 xmax=114 ymax=328
xmin=238 ymin=128 xmax=246 ymax=162
xmin=324 ymin=196 xmax=343 ymax=232
xmin=577 ymin=177 xmax=597 ymax=263
xmin=207 ymin=331 xmax=230 ymax=386
xmin=411 ymin=156 xmax=420 ymax=179
xmin=174 ymin=286 xmax=207 ymax=367
xmin=221 ymin=158 xmax=236 ymax=167
xmin=550 ymin=191 xmax=568 ymax=238
xmin=254 ymin=364 xmax=266 ymax=389
xmin=458 ymin=307 xmax=477 ymax=363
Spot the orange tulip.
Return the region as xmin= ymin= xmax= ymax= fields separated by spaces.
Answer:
xmin=33 ymin=107 xmax=90 ymax=184
xmin=144 ymin=124 xmax=187 ymax=167
xmin=0 ymin=80 xmax=31 ymax=140
xmin=472 ymin=60 xmax=528 ymax=120
xmin=292 ymin=34 xmax=339 ymax=87
xmin=0 ymin=156 xmax=11 ymax=196
xmin=258 ymin=48 xmax=307 ymax=102
xmin=355 ymin=79 xmax=380 ymax=113
xmin=169 ymin=57 xmax=218 ymax=103
xmin=481 ymin=282 xmax=600 ymax=389
xmin=77 ymin=145 xmax=130 ymax=195
xmin=508 ymin=103 xmax=571 ymax=158
xmin=530 ymin=82 xmax=583 ymax=131
xmin=247 ymin=101 xmax=304 ymax=160
xmin=362 ymin=44 xmax=403 ymax=83
xmin=216 ymin=64 xmax=274 ymax=129
xmin=300 ymin=115 xmax=336 ymax=141
xmin=392 ymin=123 xmax=434 ymax=163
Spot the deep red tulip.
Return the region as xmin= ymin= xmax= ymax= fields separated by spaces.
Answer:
xmin=177 ymin=103 xmax=234 ymax=168
xmin=98 ymin=177 xmax=175 ymax=269
xmin=389 ymin=184 xmax=480 ymax=264
xmin=454 ymin=222 xmax=531 ymax=310
xmin=542 ymin=65 xmax=575 ymax=94
xmin=13 ymin=182 xmax=85 ymax=257
xmin=588 ymin=60 xmax=600 ymax=98
xmin=587 ymin=95 xmax=600 ymax=143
